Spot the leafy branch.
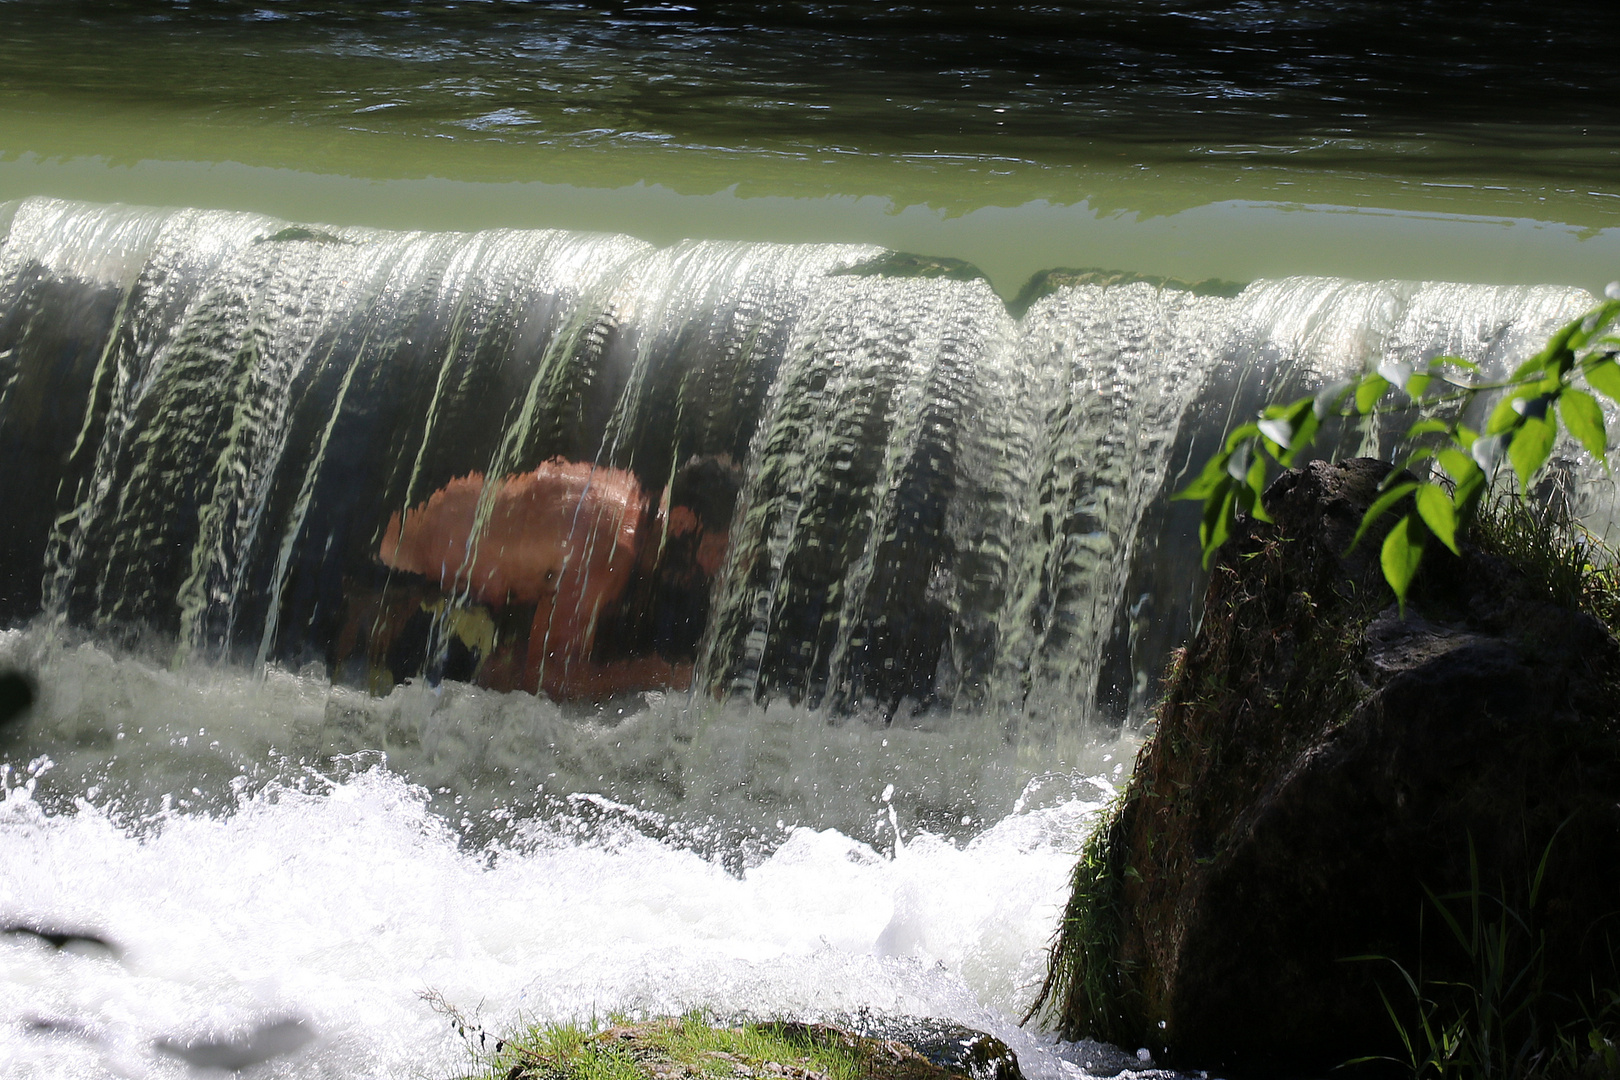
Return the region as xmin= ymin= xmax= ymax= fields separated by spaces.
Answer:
xmin=1177 ymin=294 xmax=1620 ymax=605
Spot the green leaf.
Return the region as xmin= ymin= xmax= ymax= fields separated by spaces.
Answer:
xmin=1246 ymin=450 xmax=1273 ymax=523
xmin=1455 ymin=424 xmax=1479 ymax=449
xmin=1509 ymin=415 xmax=1555 ymax=488
xmin=1175 ymin=453 xmax=1229 ymax=500
xmin=1233 ymin=471 xmax=1263 ymax=526
xmin=1349 ymin=481 xmax=1418 ymax=554
xmin=1406 ymin=418 xmax=1451 ymax=439
xmin=1400 ymin=447 xmax=1435 ymax=473
xmin=1199 ymin=482 xmax=1238 ymax=567
xmin=1511 ymin=355 xmax=1549 ymax=381
xmin=1355 ymin=374 xmax=1392 ymax=414
xmin=1226 ymin=439 xmax=1254 ymax=481
xmin=1224 ymin=421 xmax=1261 ymax=451
xmin=1415 ymin=483 xmax=1460 ymax=555
xmin=1257 ymin=418 xmax=1293 ymax=450
xmin=1569 ymin=299 xmax=1620 ymax=350
xmin=1454 ymin=468 xmax=1485 ymax=521
xmin=1559 ymin=388 xmax=1607 ymax=457
xmin=1436 ymin=448 xmax=1480 ymax=487
xmin=1518 ymin=319 xmax=1579 ymax=378
xmin=1261 ymin=396 xmax=1313 ymax=424
xmin=1405 ymin=373 xmax=1433 ymax=398
xmin=1279 ymin=411 xmax=1320 ymax=467
xmin=1196 ymin=476 xmax=1226 ymax=547
xmin=1313 ymin=379 xmax=1354 ymax=419
xmin=1427 ymin=355 xmax=1480 ymax=373
xmin=1381 ymin=514 xmax=1426 ymax=607
xmin=1486 ymin=395 xmax=1523 ymax=435
xmin=1586 ymin=357 xmax=1620 ymax=401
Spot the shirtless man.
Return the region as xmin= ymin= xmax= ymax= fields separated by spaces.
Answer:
xmin=378 ymin=458 xmax=726 ymax=700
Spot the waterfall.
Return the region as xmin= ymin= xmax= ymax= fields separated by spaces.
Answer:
xmin=0 ymin=196 xmax=1599 ymax=729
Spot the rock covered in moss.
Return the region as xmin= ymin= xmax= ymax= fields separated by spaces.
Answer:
xmin=483 ymin=1015 xmax=1022 ymax=1080
xmin=1029 ymin=458 xmax=1620 ymax=1076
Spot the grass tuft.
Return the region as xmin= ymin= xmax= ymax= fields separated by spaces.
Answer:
xmin=430 ymin=1001 xmax=893 ymax=1080
xmin=1468 ymin=493 xmax=1620 ymax=634
xmin=1020 ymin=797 xmax=1131 ymax=1044
xmin=1353 ymin=834 xmax=1620 ymax=1080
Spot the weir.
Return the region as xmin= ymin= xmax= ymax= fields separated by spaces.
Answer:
xmin=0 ymin=195 xmax=1600 ymax=726
xmin=0 ymin=192 xmax=1611 ymax=1077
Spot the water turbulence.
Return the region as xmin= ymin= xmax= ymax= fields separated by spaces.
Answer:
xmin=0 ymin=195 xmax=1605 ymax=1077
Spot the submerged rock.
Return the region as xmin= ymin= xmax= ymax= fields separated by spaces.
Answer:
xmin=1028 ymin=458 xmax=1620 ymax=1075
xmin=0 ymin=922 xmax=119 ymax=958
xmin=155 ymin=1017 xmax=315 ymax=1070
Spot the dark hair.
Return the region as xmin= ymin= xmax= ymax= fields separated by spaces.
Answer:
xmin=669 ymin=455 xmax=744 ymax=532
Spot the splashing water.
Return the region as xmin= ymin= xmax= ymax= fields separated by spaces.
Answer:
xmin=1 ymin=707 xmax=1117 ymax=1080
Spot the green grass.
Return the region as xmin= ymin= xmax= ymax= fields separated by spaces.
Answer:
xmin=430 ymin=1002 xmax=879 ymax=1080
xmin=1020 ymin=798 xmax=1131 ymax=1045
xmin=1354 ymin=837 xmax=1620 ymax=1080
xmin=1468 ymin=492 xmax=1620 ymax=634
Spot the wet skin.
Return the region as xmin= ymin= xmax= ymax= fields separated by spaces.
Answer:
xmin=379 ymin=459 xmax=698 ymax=699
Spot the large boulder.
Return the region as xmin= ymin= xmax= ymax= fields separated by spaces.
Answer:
xmin=1028 ymin=458 xmax=1620 ymax=1075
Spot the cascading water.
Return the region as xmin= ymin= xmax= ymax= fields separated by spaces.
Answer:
xmin=0 ymin=195 xmax=1605 ymax=1078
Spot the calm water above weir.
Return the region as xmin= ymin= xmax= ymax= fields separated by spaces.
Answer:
xmin=1 ymin=5 xmax=1617 ymax=1079
xmin=4 ymin=1 xmax=1620 ymax=292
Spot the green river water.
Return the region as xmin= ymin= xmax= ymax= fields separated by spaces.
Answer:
xmin=3 ymin=1 xmax=1618 ymax=296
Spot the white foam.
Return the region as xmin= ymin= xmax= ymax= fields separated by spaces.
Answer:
xmin=0 ymin=759 xmax=1112 ymax=1080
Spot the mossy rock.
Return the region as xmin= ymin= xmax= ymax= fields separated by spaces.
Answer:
xmin=1009 ymin=268 xmax=1246 ymax=317
xmin=457 ymin=1014 xmax=1021 ymax=1080
xmin=828 ymin=252 xmax=988 ymax=284
xmin=1028 ymin=459 xmax=1620 ymax=1076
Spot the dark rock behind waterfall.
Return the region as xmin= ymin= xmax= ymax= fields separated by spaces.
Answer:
xmin=1028 ymin=458 xmax=1620 ymax=1075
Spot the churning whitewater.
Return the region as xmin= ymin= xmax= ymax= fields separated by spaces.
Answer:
xmin=0 ymin=634 xmax=1122 ymax=1080
xmin=0 ymin=194 xmax=1612 ymax=1078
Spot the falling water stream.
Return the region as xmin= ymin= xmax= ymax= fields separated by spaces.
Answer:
xmin=2 ymin=3 xmax=1618 ymax=1077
